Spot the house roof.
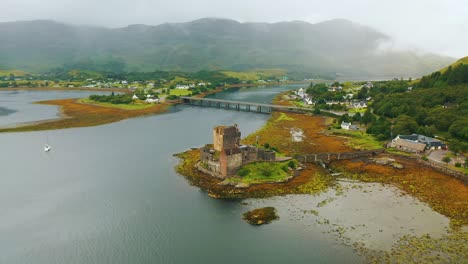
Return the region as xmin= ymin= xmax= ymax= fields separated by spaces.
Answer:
xmin=394 ymin=138 xmax=426 ymax=152
xmin=396 ymin=134 xmax=446 ymax=147
xmin=397 ymin=134 xmax=419 ymax=141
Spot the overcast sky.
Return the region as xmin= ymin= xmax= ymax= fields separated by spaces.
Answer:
xmin=1 ymin=0 xmax=467 ymax=58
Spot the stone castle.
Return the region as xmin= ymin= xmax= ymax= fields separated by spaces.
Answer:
xmin=200 ymin=124 xmax=276 ymax=178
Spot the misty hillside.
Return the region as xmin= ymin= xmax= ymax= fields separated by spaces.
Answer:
xmin=0 ymin=18 xmax=454 ymax=77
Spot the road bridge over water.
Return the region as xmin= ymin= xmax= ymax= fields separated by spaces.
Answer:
xmin=180 ymin=96 xmax=312 ymax=114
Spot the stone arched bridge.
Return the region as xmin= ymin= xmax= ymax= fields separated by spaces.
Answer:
xmin=295 ymin=149 xmax=385 ymax=163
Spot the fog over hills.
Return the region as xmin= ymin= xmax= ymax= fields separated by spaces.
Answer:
xmin=0 ymin=18 xmax=455 ymax=77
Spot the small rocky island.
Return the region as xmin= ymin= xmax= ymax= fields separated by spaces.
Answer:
xmin=242 ymin=207 xmax=279 ymax=225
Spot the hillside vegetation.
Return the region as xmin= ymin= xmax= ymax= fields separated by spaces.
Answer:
xmin=359 ymin=59 xmax=468 ymax=152
xmin=0 ymin=18 xmax=453 ymax=77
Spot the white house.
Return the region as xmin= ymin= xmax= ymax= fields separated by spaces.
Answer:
xmin=176 ymin=84 xmax=190 ymax=89
xmin=363 ymin=82 xmax=373 ymax=89
xmin=145 ymin=98 xmax=160 ymax=103
xmin=341 ymin=121 xmax=352 ymax=130
xmin=295 ymin=88 xmax=306 ymax=99
xmin=352 ymin=101 xmax=367 ymax=109
xmin=132 ymin=94 xmax=139 ymax=100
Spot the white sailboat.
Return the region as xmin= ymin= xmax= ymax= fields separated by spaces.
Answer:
xmin=44 ymin=136 xmax=51 ymax=152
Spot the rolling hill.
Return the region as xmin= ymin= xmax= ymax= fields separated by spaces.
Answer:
xmin=0 ymin=18 xmax=455 ymax=77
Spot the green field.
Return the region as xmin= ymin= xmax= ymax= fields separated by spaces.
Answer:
xmin=169 ymin=89 xmax=192 ymax=96
xmin=222 ymin=69 xmax=287 ymax=81
xmin=347 ymin=108 xmax=367 ymax=114
xmin=79 ymin=98 xmax=155 ymax=110
xmin=332 ymin=129 xmax=384 ymax=150
xmin=0 ymin=69 xmax=28 ymax=76
xmin=224 ymin=160 xmax=297 ymax=185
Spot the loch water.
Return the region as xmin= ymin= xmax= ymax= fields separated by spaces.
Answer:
xmin=0 ymin=86 xmax=364 ymax=264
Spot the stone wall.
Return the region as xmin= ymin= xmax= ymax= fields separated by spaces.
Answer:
xmin=220 ymin=151 xmax=242 ymax=177
xmin=296 ymin=149 xmax=385 ymax=163
xmin=259 ymin=149 xmax=276 ymax=161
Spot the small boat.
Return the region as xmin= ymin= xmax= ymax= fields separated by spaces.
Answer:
xmin=44 ymin=136 xmax=51 ymax=152
xmin=44 ymin=145 xmax=51 ymax=152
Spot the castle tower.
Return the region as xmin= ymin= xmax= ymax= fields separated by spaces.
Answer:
xmin=213 ymin=124 xmax=241 ymax=152
xmin=213 ymin=125 xmax=242 ymax=177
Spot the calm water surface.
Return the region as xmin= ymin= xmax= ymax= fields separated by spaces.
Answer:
xmin=0 ymin=86 xmax=361 ymax=264
xmin=0 ymin=90 xmax=111 ymax=127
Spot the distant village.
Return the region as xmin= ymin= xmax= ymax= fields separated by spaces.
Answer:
xmin=285 ymin=81 xmax=461 ymax=167
xmin=289 ymin=81 xmax=374 ymax=110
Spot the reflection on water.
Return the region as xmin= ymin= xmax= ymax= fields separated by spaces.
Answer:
xmin=0 ymin=106 xmax=17 ymax=116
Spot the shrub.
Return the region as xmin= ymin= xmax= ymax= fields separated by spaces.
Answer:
xmin=442 ymin=156 xmax=451 ymax=163
xmin=288 ymin=160 xmax=296 ymax=169
xmin=422 ymin=156 xmax=429 ymax=161
xmin=455 ymin=163 xmax=461 ymax=167
xmin=263 ymin=143 xmax=270 ymax=149
xmin=259 ymin=165 xmax=273 ymax=177
xmin=237 ymin=168 xmax=250 ymax=177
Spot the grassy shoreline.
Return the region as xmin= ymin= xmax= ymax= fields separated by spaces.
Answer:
xmin=0 ymin=98 xmax=170 ymax=133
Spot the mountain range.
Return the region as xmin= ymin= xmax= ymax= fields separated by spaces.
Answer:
xmin=0 ymin=18 xmax=455 ymax=77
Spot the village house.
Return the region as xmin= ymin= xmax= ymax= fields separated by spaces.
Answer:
xmin=175 ymin=84 xmax=190 ymax=89
xmin=391 ymin=138 xmax=426 ymax=153
xmin=363 ymin=82 xmax=373 ymax=89
xmin=341 ymin=122 xmax=351 ymax=130
xmin=293 ymin=88 xmax=313 ymax=105
xmin=351 ymin=101 xmax=367 ymax=109
xmin=328 ymin=86 xmax=342 ymax=92
xmin=389 ymin=134 xmax=446 ymax=153
xmin=341 ymin=121 xmax=358 ymax=130
xmin=145 ymin=98 xmax=160 ymax=103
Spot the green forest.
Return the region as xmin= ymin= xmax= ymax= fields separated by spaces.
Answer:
xmin=363 ymin=63 xmax=468 ymax=152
